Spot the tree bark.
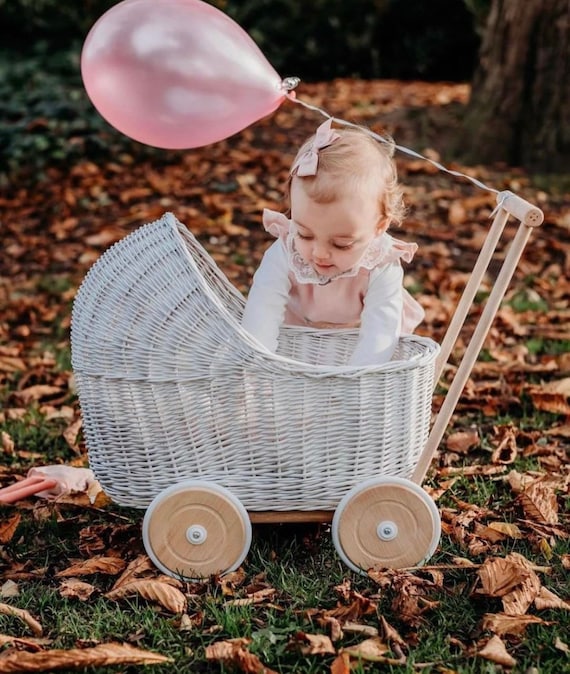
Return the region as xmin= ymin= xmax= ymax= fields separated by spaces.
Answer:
xmin=462 ymin=0 xmax=569 ymax=171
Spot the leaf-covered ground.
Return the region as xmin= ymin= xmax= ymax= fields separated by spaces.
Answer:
xmin=0 ymin=80 xmax=569 ymax=672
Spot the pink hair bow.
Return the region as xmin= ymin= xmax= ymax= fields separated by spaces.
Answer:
xmin=291 ymin=118 xmax=340 ymax=177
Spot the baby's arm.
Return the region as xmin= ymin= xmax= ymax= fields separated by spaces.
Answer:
xmin=241 ymin=240 xmax=291 ymax=352
xmin=349 ymin=262 xmax=404 ymax=366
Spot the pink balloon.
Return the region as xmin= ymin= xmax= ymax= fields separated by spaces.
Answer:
xmin=81 ymin=0 xmax=286 ymax=149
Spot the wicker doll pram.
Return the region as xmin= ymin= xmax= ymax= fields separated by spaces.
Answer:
xmin=71 ymin=192 xmax=543 ymax=578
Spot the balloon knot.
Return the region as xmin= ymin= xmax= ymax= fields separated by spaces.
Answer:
xmin=281 ymin=76 xmax=300 ymax=91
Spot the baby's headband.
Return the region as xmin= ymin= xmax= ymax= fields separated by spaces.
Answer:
xmin=290 ymin=118 xmax=340 ymax=177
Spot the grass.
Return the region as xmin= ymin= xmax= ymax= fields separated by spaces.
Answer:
xmin=1 ymin=460 xmax=569 ymax=673
xmin=1 ymin=313 xmax=569 ymax=673
xmin=0 ymin=283 xmax=568 ymax=673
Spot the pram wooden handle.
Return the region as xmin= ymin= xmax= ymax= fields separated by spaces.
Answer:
xmin=413 ymin=192 xmax=544 ymax=486
xmin=497 ymin=190 xmax=544 ymax=227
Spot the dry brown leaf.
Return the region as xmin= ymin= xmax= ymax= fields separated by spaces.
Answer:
xmin=318 ymin=615 xmax=344 ymax=641
xmin=0 ymin=642 xmax=171 ymax=672
xmin=439 ymin=465 xmax=506 ymax=477
xmin=451 ymin=556 xmax=478 ymax=567
xmin=477 ymin=555 xmax=534 ymax=597
xmin=0 ymin=513 xmax=21 ymax=544
xmin=554 ymin=637 xmax=569 ymax=654
xmin=205 ymin=637 xmax=251 ymax=660
xmin=292 ymin=632 xmax=336 ymax=656
xmin=111 ymin=555 xmax=155 ymax=590
xmin=1 ymin=581 xmax=19 ymax=599
xmin=55 ymin=556 xmax=127 ymax=578
xmin=0 ymin=356 xmax=27 ymax=373
xmin=0 ymin=634 xmax=52 ymax=651
xmin=330 ymin=652 xmax=351 ymax=674
xmin=0 ymin=603 xmax=43 ymax=636
xmin=545 ymin=424 xmax=570 ymax=438
xmin=1 ymin=431 xmax=15 ymax=454
xmin=477 ymin=634 xmax=517 ymax=668
xmin=62 ymin=417 xmax=82 ymax=454
xmin=518 ymin=481 xmax=559 ymax=524
xmin=534 ymin=586 xmax=570 ymax=611
xmin=445 ymin=428 xmax=479 ymax=453
xmin=225 ymin=587 xmax=275 ymax=606
xmin=220 ymin=568 xmax=247 ymax=596
xmin=490 ymin=426 xmax=518 ymax=464
xmin=379 ymin=615 xmax=407 ymax=648
xmin=15 ymin=385 xmax=63 ymax=405
xmin=482 ymin=612 xmax=551 ymax=636
xmin=342 ymin=621 xmax=378 ymax=637
xmin=105 ymin=579 xmax=187 ymax=613
xmin=205 ymin=638 xmax=278 ymax=674
xmin=486 ymin=522 xmax=523 ymax=539
xmin=59 ymin=579 xmax=96 ymax=601
xmin=527 ymin=387 xmax=570 ymax=415
xmin=474 ymin=522 xmax=509 ymax=543
xmin=325 ymin=590 xmax=377 ymax=622
xmin=507 ymin=469 xmax=536 ymax=494
xmin=344 ymin=637 xmax=390 ymax=661
xmin=476 ymin=554 xmax=542 ymax=616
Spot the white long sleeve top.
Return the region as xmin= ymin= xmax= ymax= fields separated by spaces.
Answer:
xmin=241 ymin=209 xmax=424 ymax=366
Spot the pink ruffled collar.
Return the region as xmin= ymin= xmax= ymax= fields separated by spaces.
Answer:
xmin=262 ymin=208 xmax=418 ymax=286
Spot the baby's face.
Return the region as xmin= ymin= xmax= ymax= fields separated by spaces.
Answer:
xmin=290 ymin=182 xmax=385 ymax=277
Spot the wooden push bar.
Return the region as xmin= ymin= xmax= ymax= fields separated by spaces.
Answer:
xmin=412 ymin=190 xmax=544 ymax=485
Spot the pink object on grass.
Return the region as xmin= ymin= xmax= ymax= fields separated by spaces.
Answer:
xmin=0 ymin=466 xmax=96 ymax=503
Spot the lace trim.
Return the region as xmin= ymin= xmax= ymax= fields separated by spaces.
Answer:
xmin=262 ymin=209 xmax=417 ymax=286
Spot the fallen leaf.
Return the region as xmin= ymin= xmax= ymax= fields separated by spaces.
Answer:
xmin=446 ymin=428 xmax=479 ymax=453
xmin=534 ymin=586 xmax=570 ymax=611
xmin=344 ymin=636 xmax=391 ymax=661
xmin=15 ymin=385 xmax=63 ymax=405
xmin=0 ymin=603 xmax=43 ymax=636
xmin=62 ymin=417 xmax=82 ymax=454
xmin=518 ymin=481 xmax=559 ymax=524
xmin=476 ymin=553 xmax=542 ymax=616
xmin=342 ymin=621 xmax=378 ymax=637
xmin=292 ymin=631 xmax=336 ymax=656
xmin=477 ymin=634 xmax=517 ymax=668
xmin=0 ymin=513 xmax=21 ymax=544
xmin=1 ymin=431 xmax=15 ymax=454
xmin=55 ymin=556 xmax=127 ymax=578
xmin=481 ymin=612 xmax=551 ymax=636
xmin=486 ymin=522 xmax=523 ymax=539
xmin=205 ymin=638 xmax=278 ymax=674
xmin=330 ymin=652 xmax=351 ymax=674
xmin=59 ymin=579 xmax=96 ymax=601
xmin=111 ymin=555 xmax=155 ymax=590
xmin=225 ymin=587 xmax=275 ymax=606
xmin=490 ymin=426 xmax=518 ymax=464
xmin=105 ymin=579 xmax=187 ymax=613
xmin=1 ymin=581 xmax=20 ymax=598
xmin=379 ymin=615 xmax=407 ymax=649
xmin=0 ymin=642 xmax=171 ymax=672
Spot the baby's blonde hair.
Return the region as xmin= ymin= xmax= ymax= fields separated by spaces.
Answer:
xmin=290 ymin=126 xmax=405 ymax=227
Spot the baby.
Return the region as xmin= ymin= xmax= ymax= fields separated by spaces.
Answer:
xmin=241 ymin=118 xmax=424 ymax=366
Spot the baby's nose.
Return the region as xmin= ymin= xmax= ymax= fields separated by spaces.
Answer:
xmin=313 ymin=241 xmax=331 ymax=259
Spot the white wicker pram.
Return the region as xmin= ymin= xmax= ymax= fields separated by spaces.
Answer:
xmin=71 ymin=192 xmax=543 ymax=578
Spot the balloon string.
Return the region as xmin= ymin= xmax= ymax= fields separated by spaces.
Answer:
xmin=284 ymin=92 xmax=499 ymax=196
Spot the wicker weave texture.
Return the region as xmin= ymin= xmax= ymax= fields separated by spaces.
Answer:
xmin=71 ymin=213 xmax=440 ymax=510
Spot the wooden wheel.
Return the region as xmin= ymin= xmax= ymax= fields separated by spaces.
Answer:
xmin=332 ymin=477 xmax=440 ymax=573
xmin=142 ymin=480 xmax=251 ymax=579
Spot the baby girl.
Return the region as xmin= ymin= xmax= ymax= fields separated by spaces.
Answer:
xmin=241 ymin=118 xmax=424 ymax=366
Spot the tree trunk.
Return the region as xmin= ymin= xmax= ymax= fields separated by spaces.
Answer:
xmin=462 ymin=0 xmax=569 ymax=172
